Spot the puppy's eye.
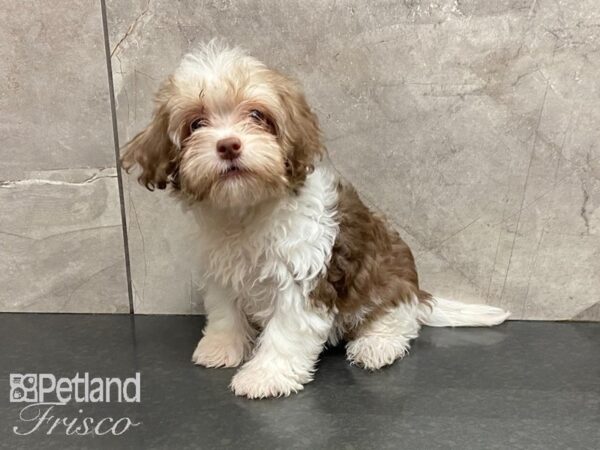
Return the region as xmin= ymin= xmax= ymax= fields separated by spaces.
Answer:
xmin=190 ymin=118 xmax=207 ymax=132
xmin=249 ymin=109 xmax=264 ymax=122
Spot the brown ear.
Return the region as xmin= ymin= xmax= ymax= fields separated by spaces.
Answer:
xmin=120 ymin=79 xmax=177 ymax=191
xmin=276 ymin=75 xmax=324 ymax=187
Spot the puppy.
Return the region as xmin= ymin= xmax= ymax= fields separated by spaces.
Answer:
xmin=121 ymin=42 xmax=510 ymax=399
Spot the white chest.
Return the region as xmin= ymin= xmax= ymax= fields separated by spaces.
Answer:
xmin=194 ymin=167 xmax=339 ymax=322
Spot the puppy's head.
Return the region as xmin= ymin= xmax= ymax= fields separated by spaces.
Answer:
xmin=121 ymin=42 xmax=323 ymax=208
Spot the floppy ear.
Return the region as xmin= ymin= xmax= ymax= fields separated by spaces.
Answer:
xmin=120 ymin=79 xmax=178 ymax=191
xmin=276 ymin=74 xmax=324 ymax=187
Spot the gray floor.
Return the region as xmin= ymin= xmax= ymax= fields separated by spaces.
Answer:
xmin=0 ymin=314 xmax=598 ymax=450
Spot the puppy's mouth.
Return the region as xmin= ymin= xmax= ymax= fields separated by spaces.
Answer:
xmin=220 ymin=164 xmax=249 ymax=179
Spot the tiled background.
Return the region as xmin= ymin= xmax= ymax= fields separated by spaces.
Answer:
xmin=1 ymin=0 xmax=598 ymax=320
xmin=0 ymin=1 xmax=129 ymax=312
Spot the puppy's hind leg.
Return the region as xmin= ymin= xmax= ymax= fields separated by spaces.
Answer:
xmin=346 ymin=300 xmax=421 ymax=370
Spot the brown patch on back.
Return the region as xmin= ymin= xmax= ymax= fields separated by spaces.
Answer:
xmin=311 ymin=181 xmax=431 ymax=340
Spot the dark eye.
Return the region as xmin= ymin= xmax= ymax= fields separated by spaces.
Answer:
xmin=190 ymin=118 xmax=207 ymax=132
xmin=249 ymin=109 xmax=264 ymax=122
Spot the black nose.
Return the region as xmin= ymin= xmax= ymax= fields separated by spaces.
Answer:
xmin=216 ymin=137 xmax=242 ymax=160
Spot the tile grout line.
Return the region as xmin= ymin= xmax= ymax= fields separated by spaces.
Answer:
xmin=100 ymin=0 xmax=134 ymax=314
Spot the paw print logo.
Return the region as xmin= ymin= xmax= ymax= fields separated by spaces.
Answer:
xmin=10 ymin=374 xmax=37 ymax=403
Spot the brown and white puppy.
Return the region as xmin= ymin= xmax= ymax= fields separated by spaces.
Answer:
xmin=122 ymin=41 xmax=509 ymax=399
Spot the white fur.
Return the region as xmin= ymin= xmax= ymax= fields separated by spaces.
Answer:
xmin=345 ymin=296 xmax=510 ymax=370
xmin=191 ymin=165 xmax=510 ymax=397
xmin=346 ymin=298 xmax=422 ymax=370
xmin=230 ymin=286 xmax=333 ymax=398
xmin=192 ymin=282 xmax=255 ymax=368
xmin=175 ymin=40 xmax=263 ymax=90
xmin=192 ymin=166 xmax=339 ymax=397
xmin=130 ymin=42 xmax=510 ymax=399
xmin=422 ymin=297 xmax=511 ymax=327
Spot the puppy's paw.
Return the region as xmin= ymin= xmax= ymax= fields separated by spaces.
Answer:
xmin=192 ymin=333 xmax=246 ymax=368
xmin=346 ymin=335 xmax=409 ymax=370
xmin=230 ymin=364 xmax=305 ymax=399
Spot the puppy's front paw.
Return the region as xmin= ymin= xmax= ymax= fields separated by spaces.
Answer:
xmin=192 ymin=333 xmax=246 ymax=368
xmin=230 ymin=364 xmax=305 ymax=399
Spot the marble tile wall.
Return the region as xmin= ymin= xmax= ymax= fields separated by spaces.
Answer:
xmin=0 ymin=1 xmax=129 ymax=312
xmin=2 ymin=1 xmax=598 ymax=320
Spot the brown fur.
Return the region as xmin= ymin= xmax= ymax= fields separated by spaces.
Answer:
xmin=311 ymin=181 xmax=432 ymax=340
xmin=121 ymin=78 xmax=179 ymax=191
xmin=119 ymin=47 xmax=510 ymax=398
xmin=120 ymin=68 xmax=323 ymax=202
xmin=266 ymin=70 xmax=324 ymax=190
xmin=122 ymin=52 xmax=429 ymax=342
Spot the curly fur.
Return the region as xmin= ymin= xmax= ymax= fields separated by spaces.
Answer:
xmin=121 ymin=41 xmax=510 ymax=399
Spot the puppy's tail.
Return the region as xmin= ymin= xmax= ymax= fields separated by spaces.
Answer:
xmin=419 ymin=297 xmax=510 ymax=327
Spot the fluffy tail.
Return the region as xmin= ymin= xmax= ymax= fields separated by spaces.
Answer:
xmin=420 ymin=297 xmax=510 ymax=327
